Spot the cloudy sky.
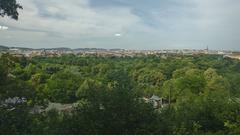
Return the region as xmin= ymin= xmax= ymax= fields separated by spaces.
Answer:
xmin=0 ymin=0 xmax=240 ymax=50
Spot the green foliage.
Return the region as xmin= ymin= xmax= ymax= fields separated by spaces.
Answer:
xmin=1 ymin=54 xmax=240 ymax=135
xmin=44 ymin=71 xmax=81 ymax=103
xmin=0 ymin=0 xmax=23 ymax=20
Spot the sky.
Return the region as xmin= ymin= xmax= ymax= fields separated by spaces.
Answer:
xmin=0 ymin=0 xmax=240 ymax=50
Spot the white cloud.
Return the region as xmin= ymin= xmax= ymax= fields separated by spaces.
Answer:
xmin=0 ymin=25 xmax=8 ymax=30
xmin=114 ymin=33 xmax=122 ymax=37
xmin=0 ymin=0 xmax=240 ymax=50
xmin=145 ymin=0 xmax=240 ymax=50
xmin=0 ymin=0 xmax=140 ymax=38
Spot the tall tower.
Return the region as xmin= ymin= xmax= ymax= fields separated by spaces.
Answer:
xmin=204 ymin=45 xmax=209 ymax=54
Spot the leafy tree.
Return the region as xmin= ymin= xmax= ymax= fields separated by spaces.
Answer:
xmin=0 ymin=0 xmax=22 ymax=20
xmin=76 ymin=78 xmax=105 ymax=102
xmin=44 ymin=71 xmax=81 ymax=103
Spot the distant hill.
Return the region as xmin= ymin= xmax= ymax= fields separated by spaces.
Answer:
xmin=44 ymin=47 xmax=72 ymax=51
xmin=10 ymin=47 xmax=33 ymax=51
xmin=74 ymin=48 xmax=107 ymax=51
xmin=0 ymin=45 xmax=126 ymax=52
xmin=0 ymin=45 xmax=9 ymax=51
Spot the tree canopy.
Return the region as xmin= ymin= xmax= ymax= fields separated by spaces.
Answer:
xmin=1 ymin=54 xmax=240 ymax=135
xmin=0 ymin=0 xmax=22 ymax=20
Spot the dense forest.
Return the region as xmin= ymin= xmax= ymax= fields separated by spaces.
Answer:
xmin=1 ymin=54 xmax=240 ymax=135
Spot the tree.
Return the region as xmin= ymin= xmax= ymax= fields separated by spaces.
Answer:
xmin=204 ymin=68 xmax=230 ymax=99
xmin=162 ymin=68 xmax=206 ymax=104
xmin=44 ymin=71 xmax=81 ymax=103
xmin=76 ymin=78 xmax=105 ymax=101
xmin=0 ymin=0 xmax=22 ymax=20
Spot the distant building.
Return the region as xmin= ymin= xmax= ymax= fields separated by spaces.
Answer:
xmin=45 ymin=102 xmax=74 ymax=113
xmin=30 ymin=102 xmax=79 ymax=114
xmin=144 ymin=95 xmax=168 ymax=109
xmin=0 ymin=97 xmax=27 ymax=111
xmin=149 ymin=95 xmax=162 ymax=108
